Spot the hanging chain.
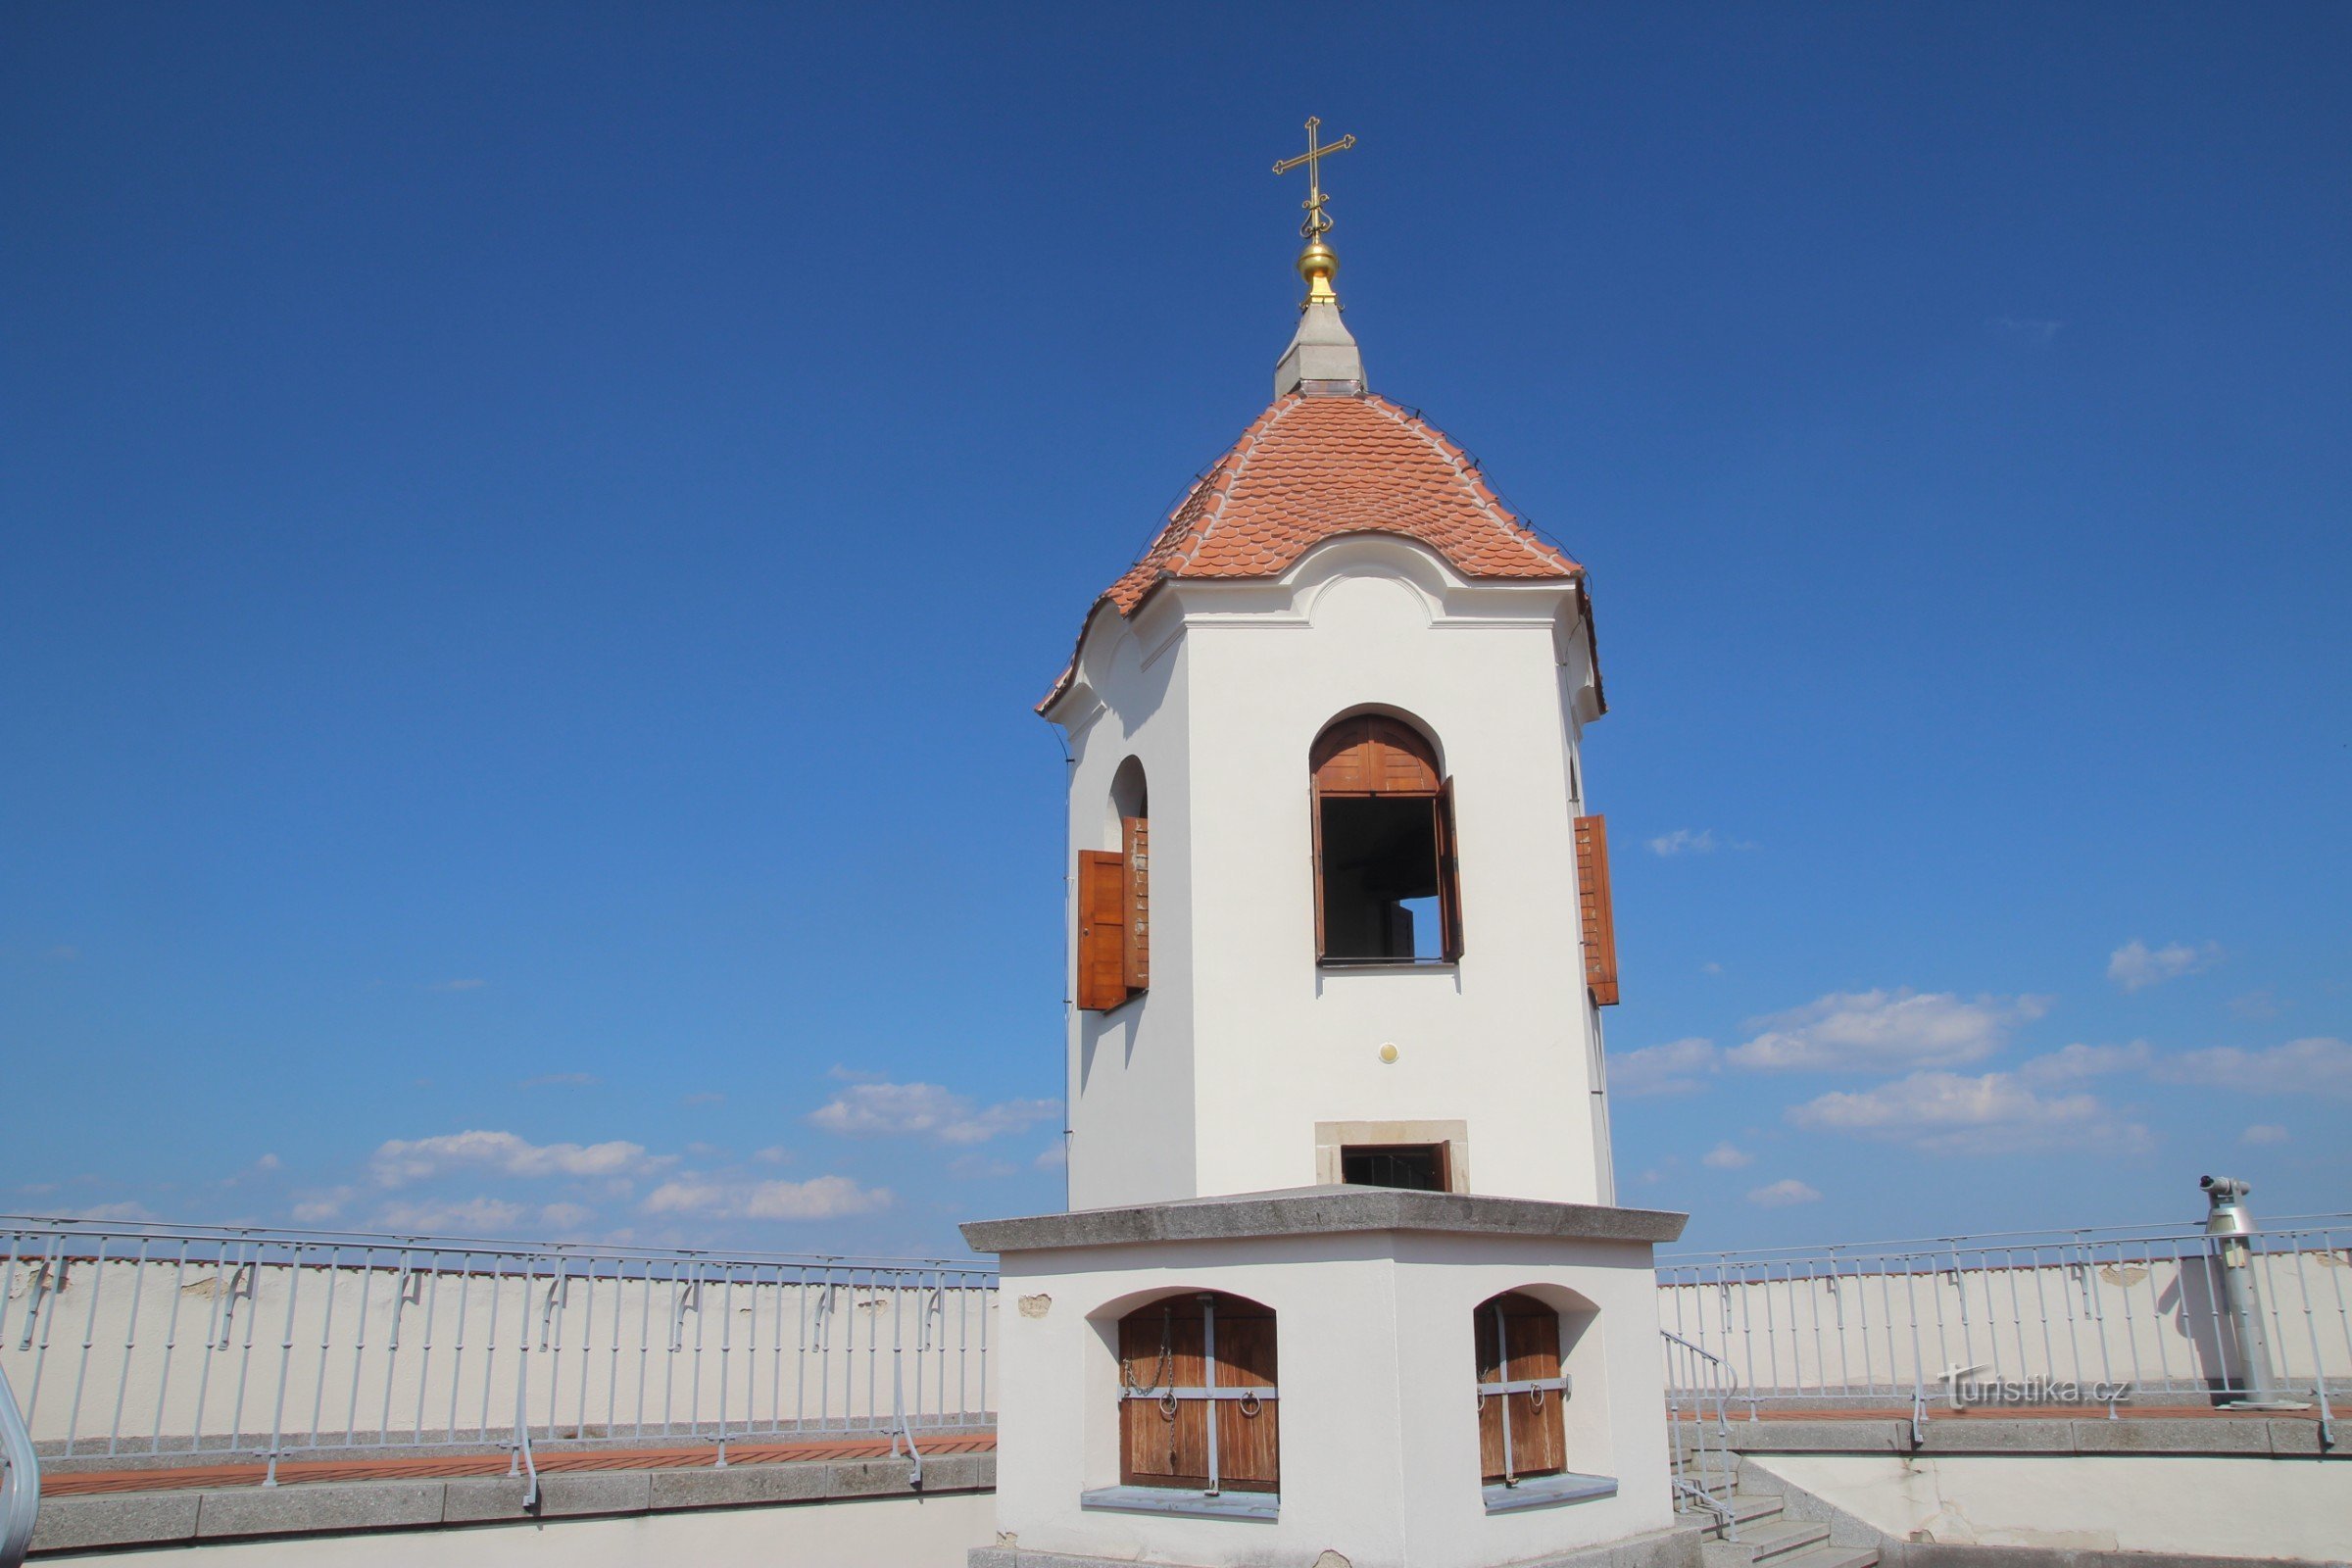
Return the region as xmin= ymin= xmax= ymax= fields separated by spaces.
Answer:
xmin=1120 ymin=1303 xmax=1181 ymax=1422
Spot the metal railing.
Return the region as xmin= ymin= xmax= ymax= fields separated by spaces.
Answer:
xmin=0 ymin=1364 xmax=38 ymax=1568
xmin=0 ymin=1216 xmax=996 ymax=1477
xmin=1660 ymin=1329 xmax=1736 ymax=1541
xmin=1657 ymin=1213 xmax=2350 ymax=1444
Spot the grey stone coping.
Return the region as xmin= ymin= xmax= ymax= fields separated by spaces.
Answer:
xmin=962 ymin=1185 xmax=1687 ymax=1253
xmin=28 ymin=1450 xmax=995 ymax=1555
xmin=1482 ymin=1469 xmax=1619 ymax=1513
xmin=1675 ymin=1415 xmax=2341 ymax=1460
xmin=969 ymin=1521 xmax=1704 ymax=1568
xmin=1076 ymin=1484 xmax=1279 ymax=1521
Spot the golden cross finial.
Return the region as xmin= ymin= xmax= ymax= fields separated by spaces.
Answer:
xmin=1271 ymin=118 xmax=1356 ymax=307
xmin=1271 ymin=116 xmax=1356 ymax=245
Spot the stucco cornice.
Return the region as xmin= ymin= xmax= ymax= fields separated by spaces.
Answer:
xmin=960 ymin=1185 xmax=1687 ymax=1254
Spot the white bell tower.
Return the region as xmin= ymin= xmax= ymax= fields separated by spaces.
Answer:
xmin=967 ymin=127 xmax=1686 ymax=1568
xmin=1040 ymin=254 xmax=1619 ymax=1215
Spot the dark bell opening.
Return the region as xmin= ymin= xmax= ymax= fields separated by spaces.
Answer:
xmin=1319 ymin=796 xmax=1442 ymax=960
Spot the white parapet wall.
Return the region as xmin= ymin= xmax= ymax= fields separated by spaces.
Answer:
xmin=45 ymin=1491 xmax=999 ymax=1568
xmin=1 ymin=1251 xmax=995 ymax=1454
xmin=12 ymin=1225 xmax=2350 ymax=1459
xmin=1658 ymin=1240 xmax=2352 ymax=1404
xmin=1749 ymin=1452 xmax=2352 ymax=1561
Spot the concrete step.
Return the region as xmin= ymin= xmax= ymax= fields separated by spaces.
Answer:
xmin=1702 ymin=1516 xmax=1832 ymax=1567
xmin=1776 ymin=1548 xmax=1878 ymax=1568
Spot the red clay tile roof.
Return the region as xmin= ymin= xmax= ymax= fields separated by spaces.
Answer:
xmin=1043 ymin=393 xmax=1584 ymax=711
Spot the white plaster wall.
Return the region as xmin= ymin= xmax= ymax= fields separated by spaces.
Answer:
xmin=991 ymin=1231 xmax=1673 ymax=1568
xmin=62 ymin=1492 xmax=997 ymax=1567
xmin=1060 ymin=596 xmax=1200 ymax=1210
xmin=1655 ymin=1250 xmax=2352 ymax=1398
xmin=1054 ymin=537 xmax=1609 ymax=1209
xmin=1751 ymin=1452 xmax=2352 ymax=1561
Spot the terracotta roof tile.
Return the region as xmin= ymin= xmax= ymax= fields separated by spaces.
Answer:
xmin=1044 ymin=393 xmax=1580 ymax=710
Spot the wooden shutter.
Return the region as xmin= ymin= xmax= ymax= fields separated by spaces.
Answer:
xmin=1211 ymin=1300 xmax=1280 ymax=1490
xmin=1475 ymin=1293 xmax=1566 ymax=1484
xmin=1077 ymin=850 xmax=1129 ymax=1011
xmin=1311 ymin=714 xmax=1440 ymax=796
xmin=1436 ymin=777 xmax=1464 ymax=960
xmin=1574 ymin=813 xmax=1619 ymax=1006
xmin=1121 ymin=816 xmax=1150 ymax=993
xmin=1309 ymin=779 xmax=1327 ymax=959
xmin=1119 ymin=1295 xmax=1279 ymax=1494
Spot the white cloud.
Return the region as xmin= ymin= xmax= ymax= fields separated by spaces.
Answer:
xmin=1647 ymin=828 xmax=1757 ymax=857
xmin=2018 ymin=1041 xmax=2152 ymax=1085
xmin=291 ymin=1187 xmax=355 ymax=1224
xmin=369 ymin=1130 xmax=673 ymax=1188
xmin=1034 ymin=1143 xmax=1068 ymax=1171
xmin=2155 ymin=1037 xmax=2352 ymax=1101
xmin=539 ymin=1201 xmax=595 ymax=1233
xmin=2107 ymin=940 xmax=2222 ymax=993
xmin=752 ymin=1146 xmax=790 ymax=1164
xmin=1702 ymin=1142 xmax=1753 ymax=1170
xmin=1729 ymin=990 xmax=2049 ymax=1073
xmin=1788 ymin=1070 xmax=2152 ymax=1156
xmin=681 ymin=1092 xmax=724 ymax=1107
xmin=1609 ymin=1038 xmax=1718 ymax=1097
xmin=2240 ymin=1124 xmax=2291 ymax=1147
xmin=374 ymin=1197 xmax=530 ymax=1234
xmin=78 ymin=1200 xmax=158 ymax=1222
xmin=220 ymin=1152 xmax=285 ymax=1188
xmin=2228 ymin=990 xmax=2282 ymax=1020
xmin=1747 ymin=1179 xmax=1822 ymax=1208
xmin=807 ymin=1081 xmax=1060 ymax=1146
xmin=639 ymin=1175 xmax=892 ymax=1221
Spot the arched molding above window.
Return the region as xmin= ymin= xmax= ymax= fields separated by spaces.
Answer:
xmin=1106 ymin=755 xmax=1149 ymax=834
xmin=1284 ymin=532 xmax=1458 ymax=612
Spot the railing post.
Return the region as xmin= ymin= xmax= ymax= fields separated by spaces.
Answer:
xmin=0 ymin=1364 xmax=40 ymax=1568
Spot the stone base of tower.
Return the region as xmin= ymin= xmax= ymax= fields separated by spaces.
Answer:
xmin=961 ymin=1187 xmax=1689 ymax=1568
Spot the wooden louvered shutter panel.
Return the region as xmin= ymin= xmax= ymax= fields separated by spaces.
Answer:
xmin=1121 ymin=816 xmax=1150 ymax=992
xmin=1574 ymin=814 xmax=1619 ymax=1005
xmin=1077 ymin=851 xmax=1129 ymax=1011
xmin=1436 ymin=777 xmax=1464 ymax=960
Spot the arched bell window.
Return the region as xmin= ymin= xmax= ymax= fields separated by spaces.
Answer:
xmin=1116 ymin=1292 xmax=1279 ymax=1495
xmin=1309 ymin=713 xmax=1461 ymax=963
xmin=1475 ymin=1291 xmax=1568 ymax=1487
xmin=1077 ymin=759 xmax=1149 ymax=1011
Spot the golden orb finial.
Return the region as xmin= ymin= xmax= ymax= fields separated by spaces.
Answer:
xmin=1272 ymin=118 xmax=1356 ymax=309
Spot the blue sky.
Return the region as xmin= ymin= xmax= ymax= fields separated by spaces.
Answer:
xmin=4 ymin=4 xmax=2346 ymax=1258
